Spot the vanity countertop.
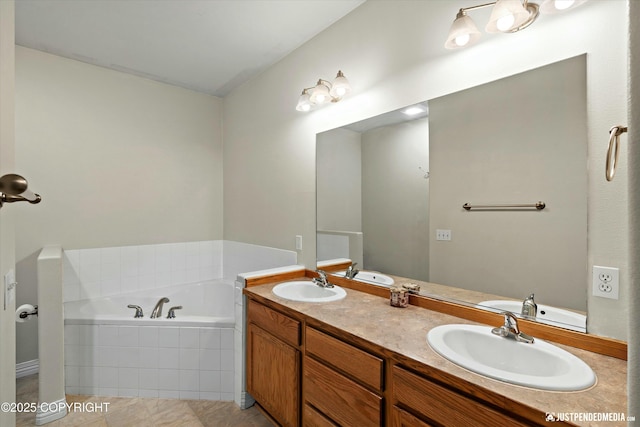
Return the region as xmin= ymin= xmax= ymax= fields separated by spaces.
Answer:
xmin=245 ymin=281 xmax=628 ymax=427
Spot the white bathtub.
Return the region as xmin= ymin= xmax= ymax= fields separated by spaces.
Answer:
xmin=63 ymin=279 xmax=236 ymax=400
xmin=64 ymin=279 xmax=234 ymax=327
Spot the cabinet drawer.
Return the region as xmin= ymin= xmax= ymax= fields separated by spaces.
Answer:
xmin=392 ymin=366 xmax=529 ymax=427
xmin=391 ymin=406 xmax=435 ymax=427
xmin=303 ymin=404 xmax=338 ymax=427
xmin=306 ymin=326 xmax=383 ymax=391
xmin=304 ymin=356 xmax=382 ymax=427
xmin=248 ymin=299 xmax=300 ymax=346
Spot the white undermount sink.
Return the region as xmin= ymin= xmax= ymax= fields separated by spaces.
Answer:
xmin=478 ymin=300 xmax=586 ymax=332
xmin=272 ymin=281 xmax=346 ymax=303
xmin=335 ymin=270 xmax=395 ymax=287
xmin=427 ymin=324 xmax=596 ymax=391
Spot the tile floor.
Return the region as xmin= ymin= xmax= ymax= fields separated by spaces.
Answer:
xmin=15 ymin=374 xmax=273 ymax=427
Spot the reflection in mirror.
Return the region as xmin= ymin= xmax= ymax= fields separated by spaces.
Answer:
xmin=316 ymin=55 xmax=588 ymax=332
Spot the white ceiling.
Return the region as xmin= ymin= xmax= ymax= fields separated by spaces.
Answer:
xmin=15 ymin=0 xmax=365 ymax=97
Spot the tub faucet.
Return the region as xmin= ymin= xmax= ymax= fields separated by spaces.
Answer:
xmin=127 ymin=304 xmax=144 ymax=318
xmin=521 ymin=293 xmax=537 ymax=318
xmin=312 ymin=269 xmax=334 ymax=288
xmin=150 ymin=297 xmax=170 ymax=319
xmin=166 ymin=306 xmax=183 ymax=319
xmin=491 ymin=312 xmax=534 ymax=344
xmin=345 ymin=262 xmax=359 ymax=279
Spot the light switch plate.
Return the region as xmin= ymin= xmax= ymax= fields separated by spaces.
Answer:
xmin=4 ymin=269 xmax=16 ymax=310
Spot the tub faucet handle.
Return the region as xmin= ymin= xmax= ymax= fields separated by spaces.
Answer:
xmin=127 ymin=304 xmax=144 ymax=318
xmin=166 ymin=306 xmax=183 ymax=319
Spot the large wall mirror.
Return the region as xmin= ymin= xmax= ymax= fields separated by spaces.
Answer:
xmin=316 ymin=55 xmax=589 ymax=333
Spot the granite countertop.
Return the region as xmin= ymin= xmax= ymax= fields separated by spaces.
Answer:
xmin=245 ymin=281 xmax=628 ymax=427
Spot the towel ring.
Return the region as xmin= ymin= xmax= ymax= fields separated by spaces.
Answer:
xmin=606 ymin=125 xmax=628 ymax=182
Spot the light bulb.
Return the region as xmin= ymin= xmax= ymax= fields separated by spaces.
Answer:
xmin=455 ymin=33 xmax=470 ymax=47
xmin=554 ymin=0 xmax=575 ymax=10
xmin=496 ymin=13 xmax=515 ymax=31
xmin=310 ymin=81 xmax=331 ymax=104
xmin=329 ymin=71 xmax=351 ymax=99
xmin=444 ymin=11 xmax=481 ymax=49
xmin=295 ymin=90 xmax=312 ymax=112
xmin=334 ymin=87 xmax=347 ymax=97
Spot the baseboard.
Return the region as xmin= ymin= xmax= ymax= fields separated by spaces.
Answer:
xmin=239 ymin=391 xmax=255 ymax=410
xmin=16 ymin=359 xmax=39 ymax=378
xmin=35 ymin=397 xmax=67 ymax=425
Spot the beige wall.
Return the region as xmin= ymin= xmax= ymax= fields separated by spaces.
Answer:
xmin=362 ymin=119 xmax=429 ymax=280
xmin=223 ymin=1 xmax=629 ymax=339
xmin=0 ymin=1 xmax=17 ymax=425
xmin=14 ymin=47 xmax=224 ymax=363
xmin=429 ymin=56 xmax=587 ymax=311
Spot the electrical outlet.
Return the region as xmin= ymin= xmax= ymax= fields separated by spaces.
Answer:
xmin=436 ymin=229 xmax=451 ymax=241
xmin=592 ymin=265 xmax=619 ymax=299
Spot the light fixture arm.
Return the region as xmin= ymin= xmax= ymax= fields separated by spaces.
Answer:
xmin=458 ymin=1 xmax=498 ymax=15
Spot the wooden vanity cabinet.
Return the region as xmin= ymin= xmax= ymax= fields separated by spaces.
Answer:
xmin=303 ymin=326 xmax=383 ymax=427
xmin=246 ymin=299 xmax=301 ymax=427
xmin=245 ymin=295 xmax=551 ymax=427
xmin=391 ymin=365 xmax=531 ymax=427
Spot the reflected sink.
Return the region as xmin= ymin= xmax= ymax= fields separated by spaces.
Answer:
xmin=427 ymin=324 xmax=596 ymax=391
xmin=478 ymin=300 xmax=586 ymax=332
xmin=272 ymin=281 xmax=346 ymax=303
xmin=335 ymin=270 xmax=395 ymax=287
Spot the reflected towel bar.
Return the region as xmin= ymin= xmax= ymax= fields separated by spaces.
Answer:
xmin=463 ymin=201 xmax=546 ymax=211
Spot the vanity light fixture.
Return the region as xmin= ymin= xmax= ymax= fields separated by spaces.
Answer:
xmin=445 ymin=0 xmax=587 ymax=49
xmin=296 ymin=70 xmax=351 ymax=112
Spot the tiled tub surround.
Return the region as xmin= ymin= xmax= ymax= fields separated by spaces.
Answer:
xmin=64 ymin=280 xmax=235 ymax=327
xmin=60 ymin=240 xmax=298 ymax=403
xmin=63 ymin=241 xmax=223 ymax=302
xmin=62 ymin=240 xmax=297 ymax=302
xmin=64 ymin=280 xmax=235 ymax=400
xmin=64 ymin=323 xmax=235 ymax=400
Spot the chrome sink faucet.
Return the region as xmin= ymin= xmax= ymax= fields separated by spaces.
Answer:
xmin=491 ymin=312 xmax=534 ymax=344
xmin=312 ymin=269 xmax=334 ymax=288
xmin=150 ymin=297 xmax=170 ymax=318
xmin=521 ymin=293 xmax=537 ymax=317
xmin=345 ymin=262 xmax=359 ymax=279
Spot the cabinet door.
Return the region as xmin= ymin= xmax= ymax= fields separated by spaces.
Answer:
xmin=391 ymin=406 xmax=435 ymax=427
xmin=247 ymin=323 xmax=300 ymax=427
